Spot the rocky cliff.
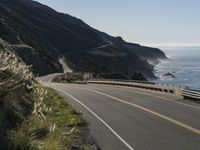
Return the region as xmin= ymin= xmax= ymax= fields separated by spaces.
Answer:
xmin=0 ymin=0 xmax=167 ymax=78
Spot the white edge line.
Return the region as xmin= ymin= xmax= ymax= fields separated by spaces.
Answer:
xmin=56 ymin=89 xmax=135 ymax=150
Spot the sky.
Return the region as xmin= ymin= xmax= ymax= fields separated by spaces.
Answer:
xmin=35 ymin=0 xmax=200 ymax=46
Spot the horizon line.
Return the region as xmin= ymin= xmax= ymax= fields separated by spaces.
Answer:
xmin=142 ymin=44 xmax=200 ymax=47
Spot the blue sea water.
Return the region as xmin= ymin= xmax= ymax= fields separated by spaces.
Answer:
xmin=152 ymin=46 xmax=200 ymax=90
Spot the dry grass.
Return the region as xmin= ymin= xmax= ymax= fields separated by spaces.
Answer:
xmin=8 ymin=86 xmax=90 ymax=150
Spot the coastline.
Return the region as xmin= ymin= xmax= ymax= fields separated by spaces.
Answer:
xmin=151 ymin=47 xmax=200 ymax=90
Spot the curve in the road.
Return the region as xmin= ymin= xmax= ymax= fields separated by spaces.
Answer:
xmin=42 ymin=82 xmax=200 ymax=149
xmin=57 ymin=41 xmax=113 ymax=74
xmin=58 ymin=41 xmax=112 ymax=59
xmin=56 ymin=89 xmax=135 ymax=150
xmin=84 ymin=88 xmax=200 ymax=135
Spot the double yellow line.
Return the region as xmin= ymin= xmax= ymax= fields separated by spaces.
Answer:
xmin=86 ymin=88 xmax=200 ymax=135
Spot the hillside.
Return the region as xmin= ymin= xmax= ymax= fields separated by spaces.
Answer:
xmin=0 ymin=39 xmax=96 ymax=149
xmin=0 ymin=0 xmax=167 ymax=78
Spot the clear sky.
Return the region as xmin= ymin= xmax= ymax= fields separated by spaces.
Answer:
xmin=35 ymin=0 xmax=200 ymax=46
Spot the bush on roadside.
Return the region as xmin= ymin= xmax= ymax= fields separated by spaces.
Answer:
xmin=52 ymin=72 xmax=84 ymax=83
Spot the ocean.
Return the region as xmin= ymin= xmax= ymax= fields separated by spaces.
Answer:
xmin=151 ymin=46 xmax=200 ymax=90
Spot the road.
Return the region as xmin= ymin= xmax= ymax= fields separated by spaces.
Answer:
xmin=41 ymin=80 xmax=200 ymax=150
xmin=58 ymin=41 xmax=112 ymax=58
xmin=56 ymin=41 xmax=113 ymax=74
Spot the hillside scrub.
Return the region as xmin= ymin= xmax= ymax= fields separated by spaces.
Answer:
xmin=0 ymin=42 xmax=96 ymax=149
xmin=52 ymin=72 xmax=90 ymax=83
xmin=9 ymin=86 xmax=94 ymax=150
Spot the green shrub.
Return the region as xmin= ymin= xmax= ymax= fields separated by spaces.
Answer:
xmin=52 ymin=72 xmax=84 ymax=83
xmin=9 ymin=128 xmax=37 ymax=150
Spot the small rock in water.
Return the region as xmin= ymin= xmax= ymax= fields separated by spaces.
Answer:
xmin=163 ymin=72 xmax=176 ymax=78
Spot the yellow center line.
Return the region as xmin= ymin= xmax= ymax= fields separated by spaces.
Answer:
xmin=96 ymin=84 xmax=200 ymax=111
xmin=85 ymin=88 xmax=200 ymax=135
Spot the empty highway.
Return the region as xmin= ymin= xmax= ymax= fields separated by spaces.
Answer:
xmin=42 ymin=81 xmax=200 ymax=150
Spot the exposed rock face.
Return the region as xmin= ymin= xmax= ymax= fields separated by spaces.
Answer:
xmin=0 ymin=0 xmax=167 ymax=78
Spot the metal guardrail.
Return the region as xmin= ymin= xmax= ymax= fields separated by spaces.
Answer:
xmin=90 ymin=79 xmax=155 ymax=85
xmin=156 ymin=83 xmax=184 ymax=88
xmin=88 ymin=80 xmax=176 ymax=94
xmin=181 ymin=89 xmax=200 ymax=100
xmin=90 ymin=79 xmax=185 ymax=88
xmin=88 ymin=79 xmax=200 ymax=101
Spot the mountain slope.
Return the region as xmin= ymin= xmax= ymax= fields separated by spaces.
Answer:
xmin=0 ymin=0 xmax=167 ymax=78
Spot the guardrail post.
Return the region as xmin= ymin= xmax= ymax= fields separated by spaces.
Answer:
xmin=175 ymin=87 xmax=183 ymax=99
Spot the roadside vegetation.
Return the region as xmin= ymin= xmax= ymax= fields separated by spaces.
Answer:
xmin=52 ymin=72 xmax=90 ymax=84
xmin=9 ymin=86 xmax=93 ymax=150
xmin=0 ymin=46 xmax=96 ymax=149
xmin=52 ymin=72 xmax=147 ymax=84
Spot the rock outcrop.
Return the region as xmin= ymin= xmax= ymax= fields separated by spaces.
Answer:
xmin=163 ymin=72 xmax=176 ymax=78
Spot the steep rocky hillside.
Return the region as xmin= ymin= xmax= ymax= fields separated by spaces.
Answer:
xmin=0 ymin=0 xmax=167 ymax=78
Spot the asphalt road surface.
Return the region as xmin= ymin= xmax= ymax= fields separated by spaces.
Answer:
xmin=41 ymin=81 xmax=200 ymax=150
